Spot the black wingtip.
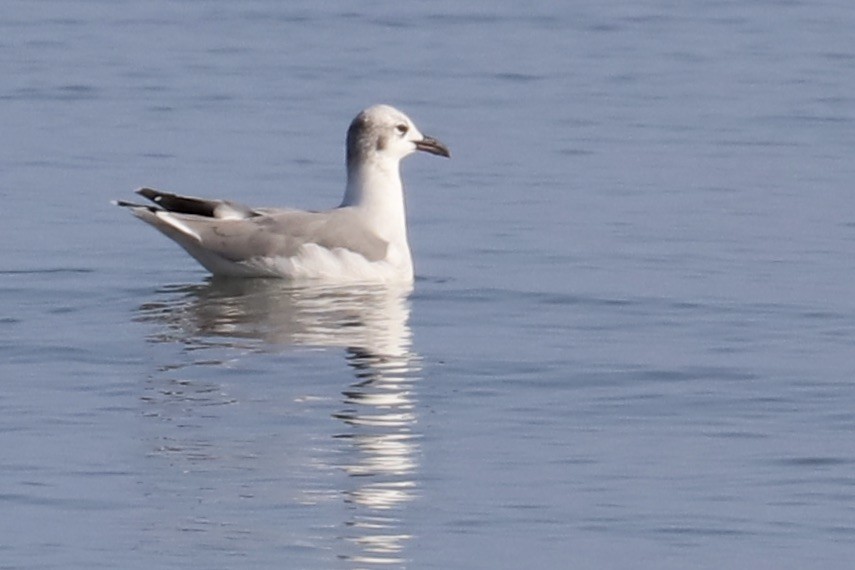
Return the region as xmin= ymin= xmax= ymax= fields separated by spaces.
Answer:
xmin=137 ymin=187 xmax=160 ymax=201
xmin=113 ymin=199 xmax=157 ymax=212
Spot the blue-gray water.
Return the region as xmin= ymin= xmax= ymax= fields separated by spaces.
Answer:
xmin=2 ymin=1 xmax=855 ymax=568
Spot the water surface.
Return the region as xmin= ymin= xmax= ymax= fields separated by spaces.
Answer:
xmin=2 ymin=1 xmax=855 ymax=568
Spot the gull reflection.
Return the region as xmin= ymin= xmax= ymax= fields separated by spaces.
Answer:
xmin=334 ymin=343 xmax=421 ymax=566
xmin=136 ymin=278 xmax=421 ymax=567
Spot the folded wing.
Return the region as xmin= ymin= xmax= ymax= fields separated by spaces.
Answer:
xmin=116 ymin=188 xmax=389 ymax=270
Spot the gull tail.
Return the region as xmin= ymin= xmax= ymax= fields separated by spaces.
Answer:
xmin=113 ymin=198 xmax=202 ymax=243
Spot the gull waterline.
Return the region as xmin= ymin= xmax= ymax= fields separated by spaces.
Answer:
xmin=115 ymin=104 xmax=449 ymax=282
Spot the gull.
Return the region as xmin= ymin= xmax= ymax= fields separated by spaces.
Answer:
xmin=115 ymin=104 xmax=449 ymax=282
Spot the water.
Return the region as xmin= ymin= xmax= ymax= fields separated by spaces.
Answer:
xmin=2 ymin=1 xmax=855 ymax=568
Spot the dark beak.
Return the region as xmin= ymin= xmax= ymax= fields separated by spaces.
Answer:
xmin=415 ymin=135 xmax=451 ymax=158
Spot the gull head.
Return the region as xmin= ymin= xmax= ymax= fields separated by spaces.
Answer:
xmin=346 ymin=105 xmax=450 ymax=169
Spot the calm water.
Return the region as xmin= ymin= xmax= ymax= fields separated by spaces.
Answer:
xmin=2 ymin=1 xmax=855 ymax=568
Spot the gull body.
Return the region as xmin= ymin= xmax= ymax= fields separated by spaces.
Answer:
xmin=115 ymin=105 xmax=449 ymax=283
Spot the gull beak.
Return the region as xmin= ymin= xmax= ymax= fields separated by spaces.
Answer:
xmin=415 ymin=135 xmax=451 ymax=158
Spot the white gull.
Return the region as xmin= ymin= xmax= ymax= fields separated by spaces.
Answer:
xmin=115 ymin=104 xmax=450 ymax=282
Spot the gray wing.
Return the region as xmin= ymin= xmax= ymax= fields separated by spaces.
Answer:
xmin=171 ymin=207 xmax=389 ymax=263
xmin=118 ymin=188 xmax=389 ymax=263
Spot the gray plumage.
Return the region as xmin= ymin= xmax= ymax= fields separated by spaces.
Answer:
xmin=123 ymin=188 xmax=389 ymax=263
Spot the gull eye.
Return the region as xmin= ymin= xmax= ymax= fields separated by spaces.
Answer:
xmin=395 ymin=123 xmax=409 ymax=136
